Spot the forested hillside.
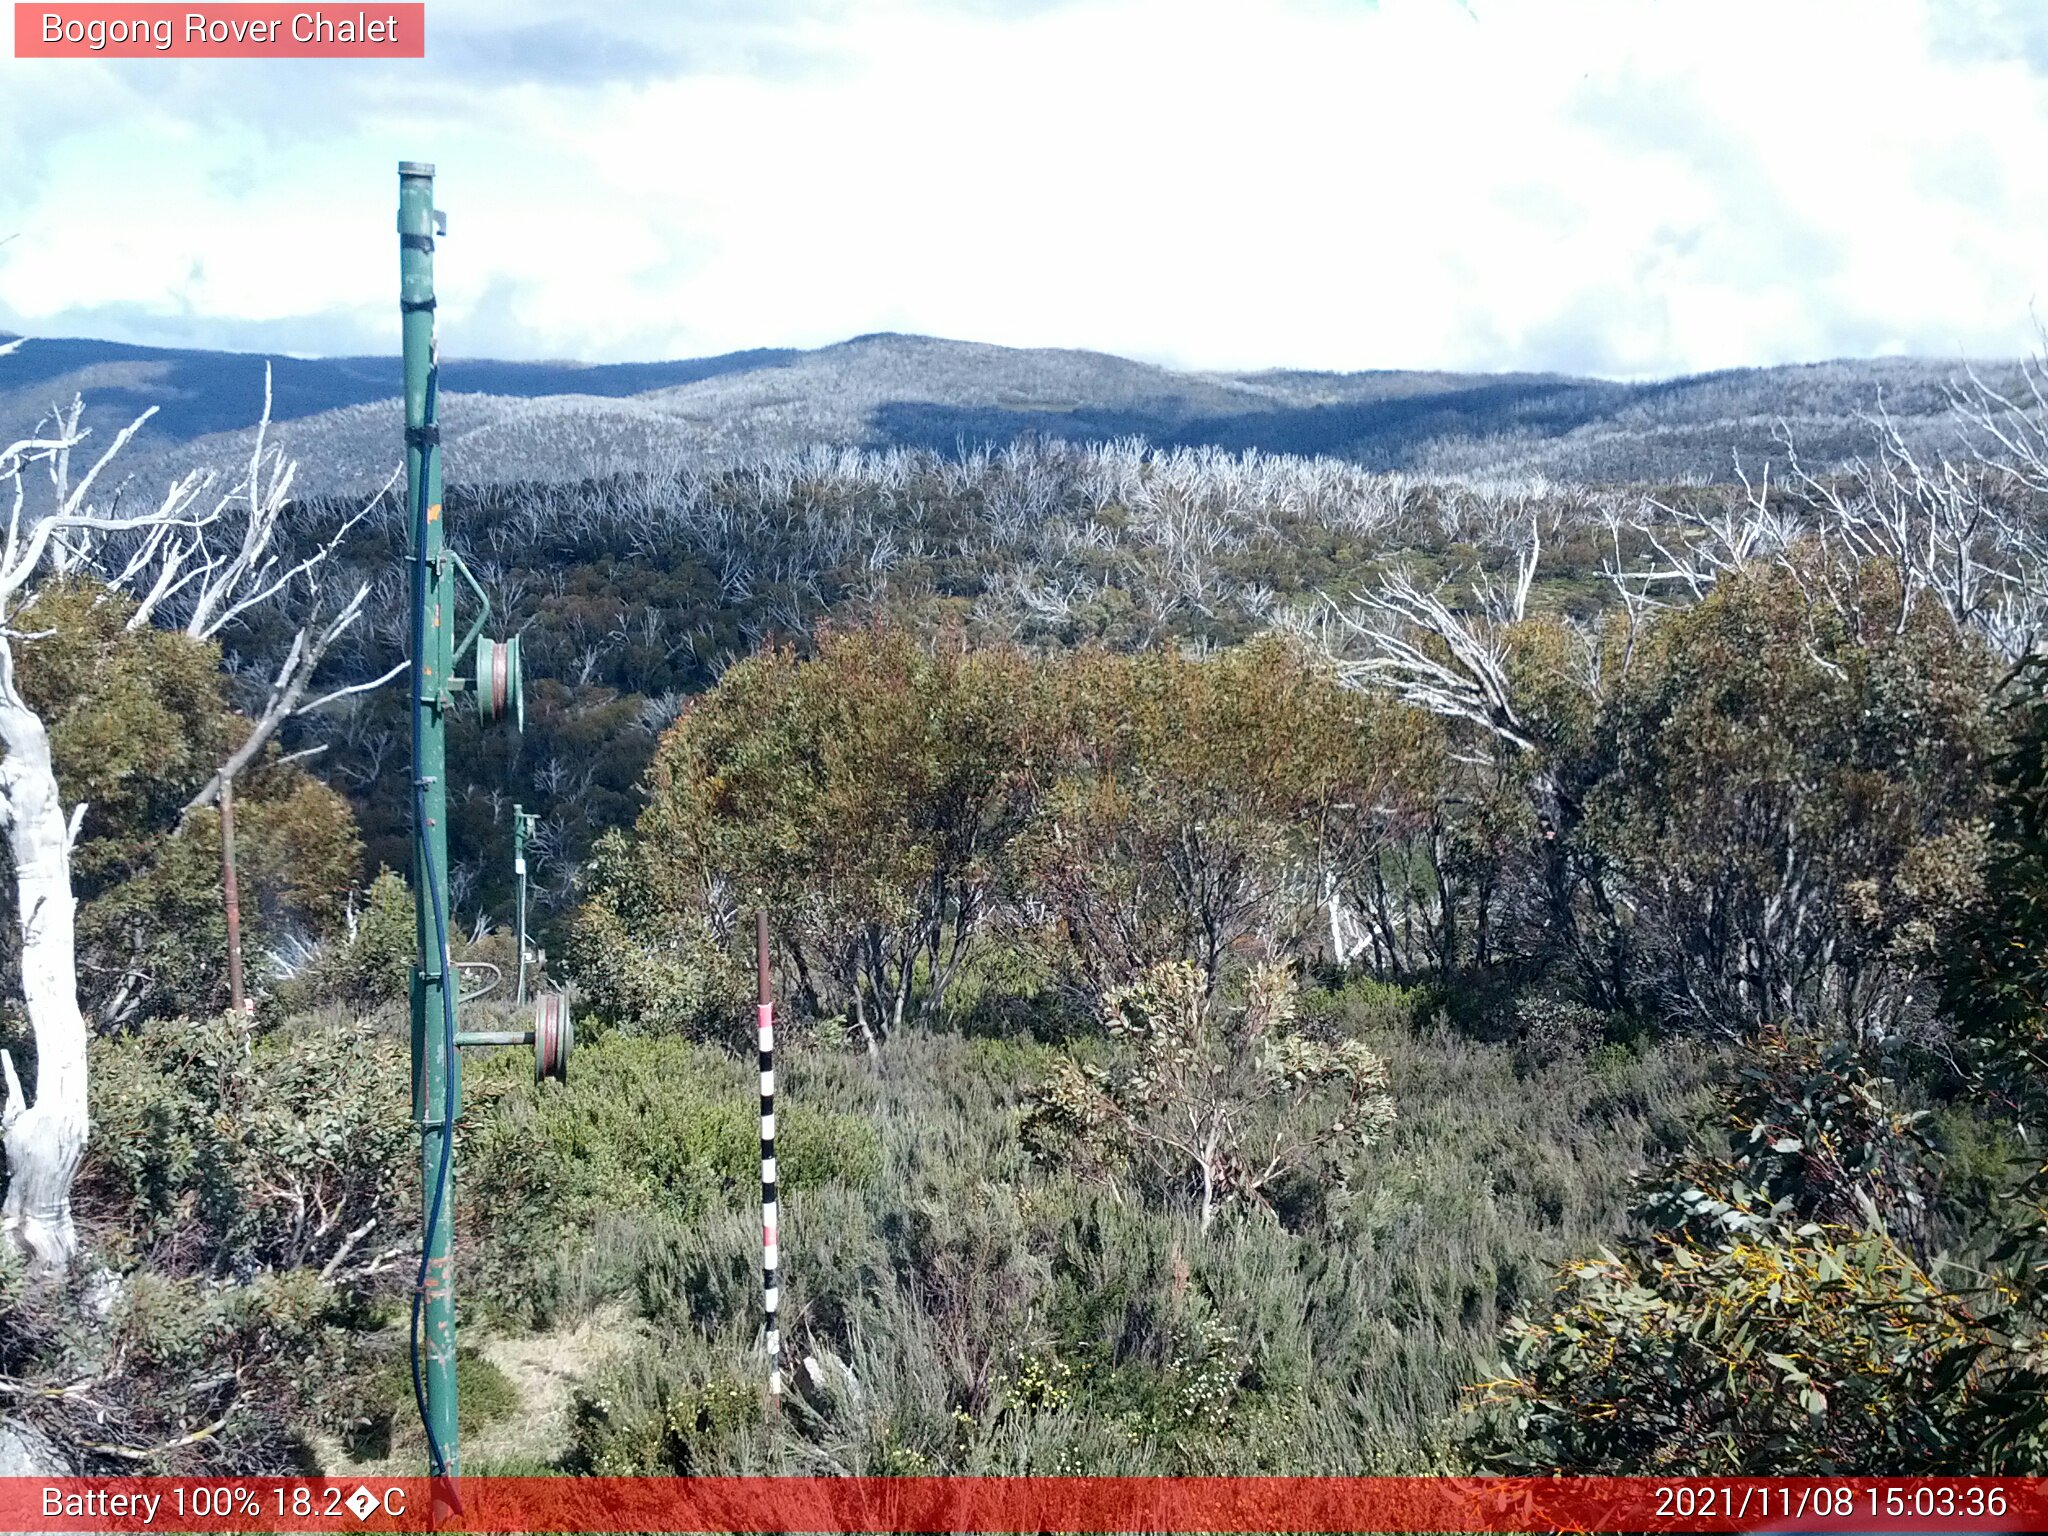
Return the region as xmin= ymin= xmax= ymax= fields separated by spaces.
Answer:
xmin=6 ymin=352 xmax=2048 ymax=1479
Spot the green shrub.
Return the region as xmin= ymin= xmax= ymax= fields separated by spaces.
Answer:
xmin=1929 ymin=1105 xmax=2026 ymax=1230
xmin=462 ymin=1034 xmax=880 ymax=1324
xmin=81 ymin=1012 xmax=412 ymax=1276
xmin=345 ymin=1346 xmax=522 ymax=1460
xmin=1471 ymin=1216 xmax=1998 ymax=1473
xmin=946 ymin=937 xmax=1089 ymax=1041
xmin=1299 ymin=975 xmax=1432 ymax=1039
xmin=1510 ymin=995 xmax=1609 ymax=1072
xmin=559 ymin=869 xmax=750 ymax=1042
xmin=1024 ymin=961 xmax=1395 ymax=1231
xmin=1586 ymin=1040 xmax=1635 ymax=1081
xmin=1947 ymin=653 xmax=2048 ymax=1130
xmin=279 ymin=869 xmax=416 ymax=1013
xmin=1468 ymin=1032 xmax=2048 ymax=1474
xmin=459 ymin=1350 xmax=522 ymax=1427
xmin=569 ymin=1350 xmax=761 ymax=1474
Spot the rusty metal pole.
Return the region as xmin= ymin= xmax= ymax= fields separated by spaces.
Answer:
xmin=220 ymin=774 xmax=245 ymax=1016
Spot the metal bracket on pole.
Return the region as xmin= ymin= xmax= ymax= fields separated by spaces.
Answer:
xmin=447 ymin=547 xmax=491 ymax=672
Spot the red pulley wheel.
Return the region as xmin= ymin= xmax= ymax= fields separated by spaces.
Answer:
xmin=476 ymin=635 xmax=522 ymax=729
xmin=534 ymin=992 xmax=572 ymax=1084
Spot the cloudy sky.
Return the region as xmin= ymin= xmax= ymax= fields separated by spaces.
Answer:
xmin=2 ymin=0 xmax=2046 ymax=378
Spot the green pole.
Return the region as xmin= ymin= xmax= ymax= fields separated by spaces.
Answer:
xmin=514 ymin=805 xmax=532 ymax=1004
xmin=400 ymin=159 xmax=460 ymax=1486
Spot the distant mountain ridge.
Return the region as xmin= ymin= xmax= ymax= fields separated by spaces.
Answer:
xmin=0 ymin=330 xmax=2022 ymax=493
xmin=0 ymin=333 xmax=800 ymax=439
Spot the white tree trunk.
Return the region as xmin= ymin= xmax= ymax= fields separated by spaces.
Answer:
xmin=0 ymin=699 xmax=87 ymax=1270
xmin=1326 ymin=886 xmax=1349 ymax=969
xmin=851 ymin=986 xmax=879 ymax=1058
xmin=1198 ymin=1121 xmax=1221 ymax=1232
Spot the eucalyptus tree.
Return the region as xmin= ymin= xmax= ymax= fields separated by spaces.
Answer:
xmin=625 ymin=623 xmax=1051 ymax=1050
xmin=1316 ymin=398 xmax=2037 ymax=1033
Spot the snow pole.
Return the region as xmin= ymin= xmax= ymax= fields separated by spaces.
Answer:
xmin=758 ymin=910 xmax=783 ymax=1407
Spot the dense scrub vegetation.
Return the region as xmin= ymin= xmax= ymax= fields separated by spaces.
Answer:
xmin=7 ymin=409 xmax=2048 ymax=1477
xmin=261 ymin=444 xmax=1705 ymax=922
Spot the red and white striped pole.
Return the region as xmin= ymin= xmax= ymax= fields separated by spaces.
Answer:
xmin=756 ymin=911 xmax=782 ymax=1407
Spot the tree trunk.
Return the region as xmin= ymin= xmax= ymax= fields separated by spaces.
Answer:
xmin=889 ymin=940 xmax=912 ymax=1035
xmin=0 ymin=700 xmax=87 ymax=1270
xmin=1198 ymin=1122 xmax=1221 ymax=1232
xmin=220 ymin=775 xmax=246 ymax=1016
xmin=787 ymin=939 xmax=824 ymax=1019
xmin=850 ymin=980 xmax=879 ymax=1058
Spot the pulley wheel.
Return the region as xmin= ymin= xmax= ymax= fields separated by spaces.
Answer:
xmin=534 ymin=991 xmax=572 ymax=1084
xmin=477 ymin=635 xmax=524 ymax=731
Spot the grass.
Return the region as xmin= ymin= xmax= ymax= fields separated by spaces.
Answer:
xmin=334 ymin=1348 xmax=523 ymax=1466
xmin=453 ymin=975 xmax=1716 ymax=1473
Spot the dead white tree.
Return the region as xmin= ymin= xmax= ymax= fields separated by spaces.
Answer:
xmin=23 ymin=369 xmax=402 ymax=819
xmin=1301 ymin=522 xmax=1580 ymax=978
xmin=0 ymin=386 xmax=208 ymax=1266
xmin=0 ymin=362 xmax=394 ymax=1266
xmin=1610 ymin=381 xmax=2048 ymax=663
xmin=1321 ymin=520 xmax=1546 ymax=766
xmin=132 ymin=369 xmax=403 ymax=815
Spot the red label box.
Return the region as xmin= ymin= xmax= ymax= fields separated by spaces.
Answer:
xmin=12 ymin=4 xmax=425 ymax=57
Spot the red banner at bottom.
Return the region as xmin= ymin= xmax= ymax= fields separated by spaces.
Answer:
xmin=0 ymin=1475 xmax=2040 ymax=1532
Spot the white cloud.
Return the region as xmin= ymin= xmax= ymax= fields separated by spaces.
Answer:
xmin=1 ymin=0 xmax=2043 ymax=377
